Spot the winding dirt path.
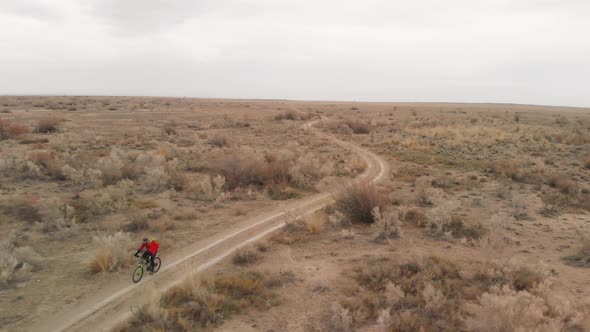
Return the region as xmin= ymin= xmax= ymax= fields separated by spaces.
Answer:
xmin=38 ymin=120 xmax=388 ymax=332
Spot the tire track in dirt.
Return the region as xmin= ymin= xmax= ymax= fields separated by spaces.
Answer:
xmin=40 ymin=119 xmax=388 ymax=332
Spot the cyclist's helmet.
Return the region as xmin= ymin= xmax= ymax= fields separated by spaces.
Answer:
xmin=143 ymin=237 xmax=149 ymax=242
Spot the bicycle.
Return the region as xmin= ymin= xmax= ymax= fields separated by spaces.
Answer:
xmin=132 ymin=254 xmax=161 ymax=283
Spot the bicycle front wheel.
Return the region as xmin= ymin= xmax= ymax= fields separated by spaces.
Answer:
xmin=132 ymin=265 xmax=143 ymax=283
xmin=153 ymin=257 xmax=162 ymax=273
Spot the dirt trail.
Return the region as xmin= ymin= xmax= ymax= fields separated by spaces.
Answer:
xmin=36 ymin=120 xmax=388 ymax=332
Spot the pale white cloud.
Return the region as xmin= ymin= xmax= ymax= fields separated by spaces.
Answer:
xmin=0 ymin=0 xmax=589 ymax=106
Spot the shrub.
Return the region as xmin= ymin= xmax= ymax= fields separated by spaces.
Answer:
xmin=305 ymin=214 xmax=325 ymax=234
xmin=141 ymin=167 xmax=171 ymax=193
xmin=464 ymin=285 xmax=582 ymax=331
xmin=33 ymin=118 xmax=62 ymax=133
xmin=344 ymin=119 xmax=370 ymax=134
xmin=122 ymin=214 xmax=150 ymax=233
xmin=563 ymin=232 xmax=590 ymax=267
xmin=372 ymin=207 xmax=402 ymax=240
xmin=209 ymin=150 xmax=292 ymax=190
xmin=274 ymin=110 xmax=313 ymax=121
xmin=231 ymin=247 xmax=260 ymax=266
xmin=0 ymin=235 xmax=45 ymax=288
xmin=114 ymin=271 xmax=278 ymax=331
xmin=399 ymin=208 xmax=427 ymax=227
xmin=29 ymin=152 xmax=65 ymax=180
xmin=88 ymin=232 xmax=133 ymax=274
xmin=208 ymin=135 xmax=229 ymax=148
xmin=335 ymin=181 xmax=388 ymax=224
xmin=342 ymin=256 xmax=565 ymax=331
xmin=490 ymin=159 xmax=522 ymax=181
xmin=90 ymin=180 xmax=133 ymax=215
xmin=547 ymin=173 xmax=578 ymax=195
xmin=414 ymin=176 xmax=444 ymax=206
xmin=0 ymin=118 xmax=28 ymax=141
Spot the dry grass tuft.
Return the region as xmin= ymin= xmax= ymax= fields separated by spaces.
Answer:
xmin=33 ymin=117 xmax=62 ymax=133
xmin=335 ymin=181 xmax=388 ymax=224
xmin=88 ymin=232 xmax=133 ymax=274
xmin=305 ymin=214 xmax=325 ymax=234
xmin=0 ymin=118 xmax=28 ymax=141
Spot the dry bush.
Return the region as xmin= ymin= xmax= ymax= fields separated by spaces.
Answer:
xmin=232 ymin=247 xmax=260 ymax=266
xmin=3 ymin=196 xmax=42 ymax=223
xmin=141 ymin=166 xmax=171 ymax=193
xmin=29 ymin=151 xmax=65 ymax=180
xmin=114 ymin=271 xmax=278 ymax=331
xmin=305 ymin=214 xmax=325 ymax=234
xmin=208 ymin=135 xmax=229 ymax=148
xmin=0 ymin=118 xmax=28 ymax=140
xmin=122 ymin=214 xmax=150 ymax=233
xmin=464 ymin=284 xmax=584 ymax=332
xmin=414 ymin=176 xmax=444 ymax=206
xmin=162 ymin=124 xmax=177 ymax=136
xmin=35 ymin=197 xmax=78 ymax=233
xmin=563 ymin=232 xmax=590 ymax=267
xmin=399 ymin=207 xmax=428 ymax=227
xmin=96 ymin=147 xmax=141 ymax=185
xmin=209 ymin=149 xmax=292 ymax=191
xmin=88 ymin=232 xmax=133 ymax=273
xmin=184 ymin=173 xmax=215 ymax=201
xmin=62 ymin=165 xmax=103 ymax=189
xmin=0 ymin=235 xmax=45 ymax=288
xmin=547 ymin=173 xmax=578 ymax=195
xmin=335 ymin=181 xmax=388 ymax=224
xmin=425 ymin=202 xmax=484 ymax=240
xmin=339 ymin=256 xmax=560 ymax=331
xmin=490 ymin=159 xmax=522 ymax=181
xmin=274 ymin=110 xmax=313 ymax=121
xmin=90 ymin=180 xmax=133 ymax=215
xmin=288 ymin=153 xmax=333 ymax=190
xmin=511 ymin=196 xmax=529 ymax=219
xmin=344 ymin=119 xmax=370 ymax=134
xmin=33 ymin=117 xmax=62 ymax=133
xmin=372 ymin=207 xmax=402 ymax=240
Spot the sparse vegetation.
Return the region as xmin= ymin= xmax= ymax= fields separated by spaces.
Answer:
xmin=114 ymin=271 xmax=279 ymax=331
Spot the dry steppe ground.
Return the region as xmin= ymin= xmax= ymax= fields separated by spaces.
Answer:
xmin=1 ymin=97 xmax=590 ymax=331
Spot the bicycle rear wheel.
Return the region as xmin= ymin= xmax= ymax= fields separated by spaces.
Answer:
xmin=132 ymin=265 xmax=143 ymax=283
xmin=153 ymin=257 xmax=162 ymax=273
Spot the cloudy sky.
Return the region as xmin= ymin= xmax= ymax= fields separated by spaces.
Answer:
xmin=1 ymin=0 xmax=589 ymax=106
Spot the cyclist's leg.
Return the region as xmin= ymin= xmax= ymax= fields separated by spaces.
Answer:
xmin=149 ymin=252 xmax=156 ymax=271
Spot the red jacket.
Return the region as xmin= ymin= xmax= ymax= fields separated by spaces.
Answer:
xmin=138 ymin=240 xmax=159 ymax=255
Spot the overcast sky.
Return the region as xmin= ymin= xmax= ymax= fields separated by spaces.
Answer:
xmin=1 ymin=0 xmax=589 ymax=107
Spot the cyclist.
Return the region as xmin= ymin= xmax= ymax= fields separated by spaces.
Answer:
xmin=134 ymin=237 xmax=159 ymax=272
